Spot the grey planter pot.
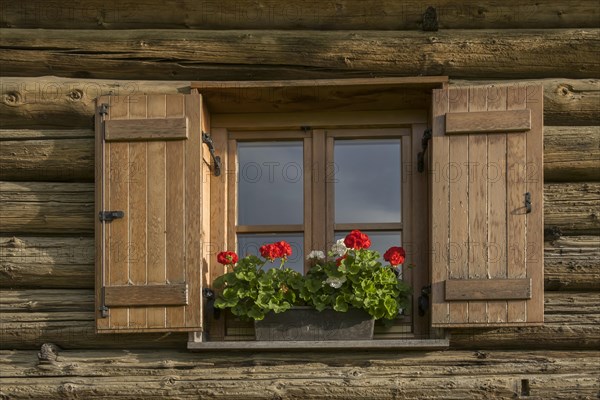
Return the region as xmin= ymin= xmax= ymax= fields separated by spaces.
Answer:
xmin=254 ymin=306 xmax=374 ymax=341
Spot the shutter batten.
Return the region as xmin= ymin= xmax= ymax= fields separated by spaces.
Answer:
xmin=104 ymin=117 xmax=189 ymax=141
xmin=445 ymin=109 xmax=531 ymax=134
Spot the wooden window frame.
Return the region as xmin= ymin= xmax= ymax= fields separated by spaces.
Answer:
xmin=189 ymin=77 xmax=450 ymax=349
xmin=208 ymin=118 xmax=432 ymax=343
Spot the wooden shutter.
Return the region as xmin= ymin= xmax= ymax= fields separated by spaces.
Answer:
xmin=430 ymin=85 xmax=544 ymax=327
xmin=94 ymin=94 xmax=208 ymax=333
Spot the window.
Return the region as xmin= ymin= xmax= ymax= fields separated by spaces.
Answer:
xmin=94 ymin=78 xmax=544 ymax=348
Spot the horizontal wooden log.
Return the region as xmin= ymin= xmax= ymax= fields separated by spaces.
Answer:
xmin=0 ymin=131 xmax=94 ymax=182
xmin=451 ymin=78 xmax=600 ymax=126
xmin=544 ymin=182 xmax=600 ymax=236
xmin=1 ymin=29 xmax=598 ymax=81
xmin=2 ymin=181 xmax=597 ymax=235
xmin=2 ymin=77 xmax=598 ymax=128
xmin=544 ymin=126 xmax=600 ymax=182
xmin=544 ymin=236 xmax=600 ymax=291
xmin=2 ymin=1 xmax=599 ymax=30
xmin=4 ymin=235 xmax=598 ymax=291
xmin=1 ymin=125 xmax=599 ymax=183
xmin=0 ymin=78 xmax=190 ymax=129
xmin=0 ymin=349 xmax=598 ymax=400
xmin=1 ymin=289 xmax=597 ymax=350
xmin=0 ymin=236 xmax=94 ymax=289
xmin=0 ymin=182 xmax=94 ymax=235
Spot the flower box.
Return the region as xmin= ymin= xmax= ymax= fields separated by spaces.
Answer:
xmin=254 ymin=307 xmax=374 ymax=341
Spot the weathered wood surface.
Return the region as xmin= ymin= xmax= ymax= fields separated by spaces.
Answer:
xmin=544 ymin=236 xmax=600 ymax=291
xmin=3 ymin=235 xmax=598 ymax=291
xmin=0 ymin=236 xmax=94 ymax=289
xmin=2 ymin=181 xmax=597 ymax=235
xmin=3 ymin=125 xmax=598 ymax=182
xmin=2 ymin=77 xmax=598 ymax=128
xmin=1 ymin=29 xmax=598 ymax=80
xmin=544 ymin=182 xmax=600 ymax=236
xmin=0 ymin=182 xmax=94 ymax=235
xmin=544 ymin=126 xmax=600 ymax=182
xmin=451 ymin=78 xmax=600 ymax=126
xmin=1 ymin=289 xmax=597 ymax=350
xmin=0 ymin=78 xmax=190 ymax=128
xmin=2 ymin=0 xmax=599 ymax=30
xmin=0 ymin=130 xmax=94 ymax=182
xmin=0 ymin=349 xmax=598 ymax=399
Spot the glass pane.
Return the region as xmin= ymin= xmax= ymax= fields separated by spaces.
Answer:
xmin=335 ymin=231 xmax=402 ymax=267
xmin=237 ymin=233 xmax=304 ymax=274
xmin=334 ymin=139 xmax=401 ymax=223
xmin=238 ymin=142 xmax=303 ymax=225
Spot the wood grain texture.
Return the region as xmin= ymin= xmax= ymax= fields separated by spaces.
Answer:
xmin=431 ymin=85 xmax=544 ymax=327
xmin=2 ymin=78 xmax=597 ymax=128
xmin=1 ymin=181 xmax=596 ymax=235
xmin=104 ymin=117 xmax=188 ymax=141
xmin=95 ymin=94 xmax=205 ymax=333
xmin=104 ymin=284 xmax=188 ymax=306
xmin=0 ymin=349 xmax=598 ymax=399
xmin=445 ymin=109 xmax=530 ymax=134
xmin=1 ymin=29 xmax=597 ymax=80
xmin=544 ymin=182 xmax=600 ymax=236
xmin=445 ymin=279 xmax=531 ymax=300
xmin=0 ymin=115 xmax=570 ymax=184
xmin=0 ymin=289 xmax=597 ymax=350
xmin=3 ymin=235 xmax=596 ymax=291
xmin=2 ymin=0 xmax=598 ymax=29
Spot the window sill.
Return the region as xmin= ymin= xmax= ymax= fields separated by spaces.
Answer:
xmin=188 ymin=339 xmax=449 ymax=351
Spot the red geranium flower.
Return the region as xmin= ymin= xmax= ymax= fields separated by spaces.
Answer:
xmin=217 ymin=251 xmax=238 ymax=266
xmin=344 ymin=230 xmax=371 ymax=250
xmin=275 ymin=241 xmax=292 ymax=258
xmin=383 ymin=246 xmax=406 ymax=266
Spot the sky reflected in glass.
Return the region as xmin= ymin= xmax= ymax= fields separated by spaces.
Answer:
xmin=334 ymin=139 xmax=401 ymax=224
xmin=237 ymin=233 xmax=304 ymax=273
xmin=238 ymin=142 xmax=303 ymax=225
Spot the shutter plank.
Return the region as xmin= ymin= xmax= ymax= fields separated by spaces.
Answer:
xmin=445 ymin=110 xmax=530 ymax=134
xmin=105 ymin=284 xmax=188 ymax=306
xmin=526 ymin=86 xmax=545 ymax=324
xmin=165 ymin=95 xmax=186 ymax=329
xmin=467 ymin=87 xmax=489 ymax=324
xmin=104 ymin=117 xmax=188 ymax=141
xmin=430 ymin=89 xmax=450 ymax=325
xmin=185 ymin=94 xmax=203 ymax=329
xmin=128 ymin=94 xmax=149 ymax=330
xmin=486 ymin=86 xmax=509 ymax=324
xmin=506 ymin=86 xmax=528 ymax=323
xmin=146 ymin=95 xmax=168 ymax=329
xmin=107 ymin=97 xmax=130 ymax=330
xmin=445 ymin=279 xmax=531 ymax=301
xmin=448 ymin=87 xmax=469 ymax=325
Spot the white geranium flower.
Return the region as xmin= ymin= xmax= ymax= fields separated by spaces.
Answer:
xmin=306 ymin=250 xmax=325 ymax=261
xmin=330 ymin=239 xmax=347 ymax=257
xmin=324 ymin=275 xmax=347 ymax=289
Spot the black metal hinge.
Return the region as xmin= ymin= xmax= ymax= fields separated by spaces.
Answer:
xmin=99 ymin=103 xmax=109 ymax=117
xmin=418 ymin=285 xmax=431 ymax=317
xmin=98 ymin=211 xmax=124 ymax=222
xmin=417 ymin=128 xmax=432 ymax=173
xmin=202 ymin=132 xmax=222 ymax=176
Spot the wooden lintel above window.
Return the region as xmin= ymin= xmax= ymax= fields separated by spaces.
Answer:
xmin=191 ymin=77 xmax=449 ymax=114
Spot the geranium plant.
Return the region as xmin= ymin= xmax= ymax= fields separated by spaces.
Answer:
xmin=213 ymin=230 xmax=411 ymax=324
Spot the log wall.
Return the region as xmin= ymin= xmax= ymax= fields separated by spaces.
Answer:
xmin=0 ymin=3 xmax=598 ymax=398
